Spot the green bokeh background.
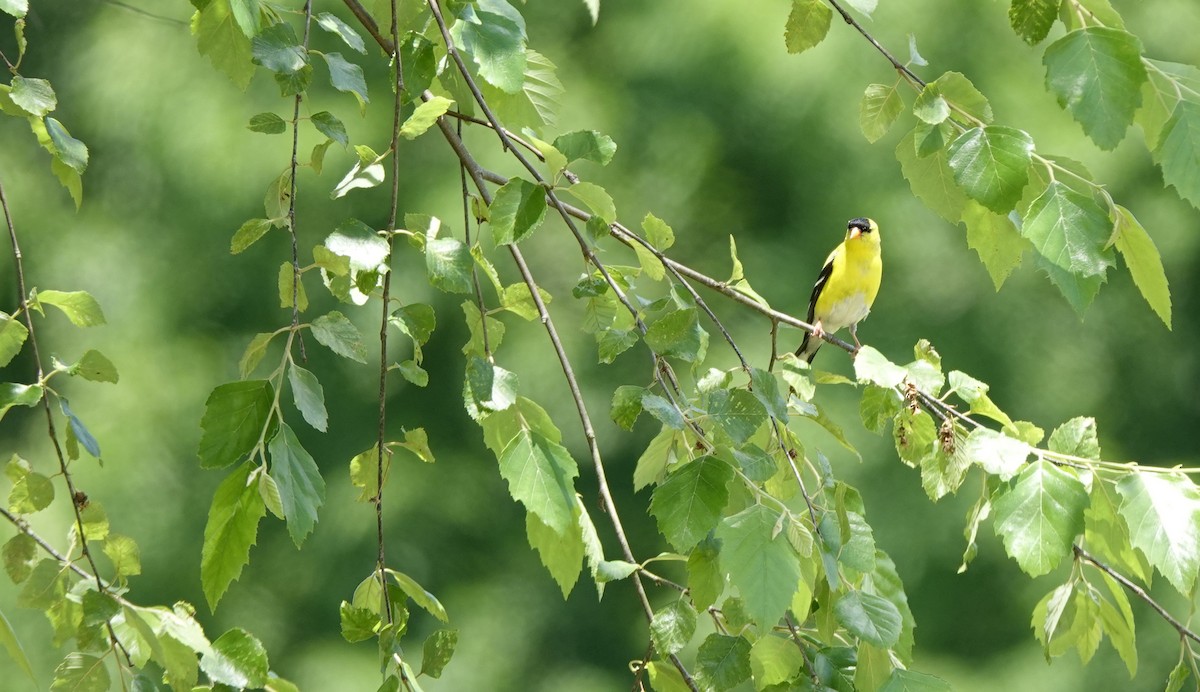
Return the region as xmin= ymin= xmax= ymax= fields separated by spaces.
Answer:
xmin=1 ymin=0 xmax=1198 ymax=689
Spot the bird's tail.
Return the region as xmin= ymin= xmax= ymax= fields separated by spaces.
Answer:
xmin=795 ymin=332 xmax=820 ymax=363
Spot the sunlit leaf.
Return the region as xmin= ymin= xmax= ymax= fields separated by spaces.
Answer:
xmin=1043 ymin=27 xmax=1146 ymax=149
xmin=992 ymin=461 xmax=1088 ymax=576
xmin=650 ymin=456 xmax=733 ymax=551
xmin=784 ymin=0 xmax=831 ymax=54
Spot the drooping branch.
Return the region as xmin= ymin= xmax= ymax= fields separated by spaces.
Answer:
xmin=1074 ymin=544 xmax=1200 ymax=645
xmin=1 ymin=176 xmax=131 ymax=665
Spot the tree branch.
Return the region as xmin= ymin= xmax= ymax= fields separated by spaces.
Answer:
xmin=1074 ymin=544 xmax=1200 ymax=645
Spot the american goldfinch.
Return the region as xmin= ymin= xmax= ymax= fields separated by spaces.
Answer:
xmin=795 ymin=217 xmax=882 ymax=363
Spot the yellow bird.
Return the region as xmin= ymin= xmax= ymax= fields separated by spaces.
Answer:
xmin=795 ymin=217 xmax=882 ymax=363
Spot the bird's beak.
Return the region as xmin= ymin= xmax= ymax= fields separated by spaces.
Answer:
xmin=848 ymin=227 xmax=862 ymax=240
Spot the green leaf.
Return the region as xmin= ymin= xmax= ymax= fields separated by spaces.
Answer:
xmin=716 ymin=504 xmax=801 ymax=629
xmin=1166 ymin=658 xmax=1191 ymax=692
xmin=1047 ymin=416 xmax=1100 ymax=459
xmin=103 ymin=534 xmax=141 ymax=578
xmin=288 ymin=364 xmax=328 ymax=432
xmin=0 ymin=609 xmax=34 ymax=685
xmin=268 ymin=424 xmax=325 ymax=546
xmin=456 ymin=3 xmax=527 ymax=94
xmin=946 ymin=126 xmax=1034 ymax=213
xmin=198 ymin=380 xmax=273 ymax=469
xmin=17 ymin=558 xmax=65 ymax=608
xmin=1112 ymin=205 xmax=1171 ymax=328
xmin=962 ymin=201 xmax=1026 ymax=290
xmin=784 ymin=0 xmax=832 ymax=54
xmin=610 ymin=385 xmax=645 ymax=431
xmin=750 ymin=635 xmax=805 ymax=688
xmin=498 ymin=429 xmax=579 ymax=536
xmin=315 ymin=12 xmax=366 ymax=54
xmin=962 ymin=427 xmax=1029 ymax=481
xmin=1021 ymin=181 xmax=1114 ymax=313
xmin=239 ymin=332 xmax=275 ymax=379
xmin=311 ymin=311 xmax=367 ymax=363
xmin=1138 ymin=59 xmax=1200 ymax=146
xmin=0 ymin=0 xmax=27 ymax=18
xmin=1154 ymin=99 xmax=1200 ymax=210
xmin=695 ymin=634 xmax=752 ymax=691
xmin=3 ymin=533 xmax=36 ymax=583
xmin=1009 ymin=0 xmax=1059 ymax=44
xmin=0 ymin=313 xmax=28 ymax=368
xmin=277 ymin=261 xmax=308 ymax=312
xmin=10 ymin=76 xmax=55 ymax=116
xmin=37 ymin=289 xmax=105 ymax=327
xmin=425 ymin=237 xmax=474 ymax=294
xmin=230 ymin=218 xmax=273 ymax=254
xmin=310 ymin=111 xmax=348 ymax=147
xmin=339 ymin=601 xmax=379 ymax=643
xmin=8 ymin=468 xmax=53 ymax=514
xmin=464 ymin=356 xmax=518 ymax=417
xmin=552 ymin=130 xmax=617 ymax=166
xmin=251 ymin=22 xmax=307 ymax=74
xmin=650 ymin=599 xmax=697 ymax=656
xmin=992 ymin=460 xmax=1088 ymax=576
xmin=932 ymin=71 xmax=993 ymax=123
xmin=860 ymin=82 xmax=904 ymax=143
xmin=706 ymin=388 xmax=767 ymax=445
xmin=1116 ymin=471 xmax=1200 ymax=594
xmin=749 ymin=367 xmax=788 ymax=422
xmin=322 ymin=52 xmax=369 ymax=108
xmin=490 ymin=177 xmax=547 ymax=244
xmin=201 ymin=463 xmax=266 ymax=610
xmin=0 ymin=383 xmax=41 ymax=422
xmin=913 ymin=84 xmax=950 ymax=125
xmin=1043 ymin=28 xmax=1146 ymax=149
xmin=896 ymin=128 xmax=970 ymax=223
xmin=645 ymin=308 xmax=708 ymax=362
xmin=854 ymin=345 xmax=908 ymax=388
xmin=563 ymin=182 xmax=616 ymax=223
xmin=201 ymin=628 xmax=269 ymax=689
xmin=642 ymin=212 xmax=675 ymax=251
xmin=248 ymin=112 xmax=286 ymax=134
xmin=45 ymin=118 xmax=88 ymax=174
xmin=478 ymin=48 xmax=562 ymax=131
xmin=66 ymin=349 xmax=117 ymax=384
xmin=526 ymin=510 xmax=584 ymax=597
xmin=650 ymin=456 xmax=733 ymax=551
xmin=399 ymin=96 xmax=453 ymax=139
xmin=387 ymin=569 xmax=449 ymax=622
xmin=420 ymin=629 xmax=457 ymax=678
xmin=332 ymin=154 xmax=384 ymax=199
xmin=50 ymin=652 xmax=108 ymax=692
xmin=835 ymin=590 xmax=902 ymax=648
xmin=273 ymin=63 xmax=312 ymax=96
xmin=191 ymin=0 xmax=255 ymax=89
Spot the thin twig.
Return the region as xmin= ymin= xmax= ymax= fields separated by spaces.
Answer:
xmin=825 ymin=0 xmax=926 ymax=88
xmin=373 ymin=0 xmax=406 ymax=628
xmin=507 ymin=245 xmax=700 ymax=692
xmin=459 ymin=119 xmax=491 ymax=358
xmin=1074 ymin=544 xmax=1200 ymax=645
xmin=1 ymin=176 xmax=131 ymax=664
xmin=287 ymin=1 xmax=312 ymax=362
xmin=97 ymin=0 xmax=188 ymax=25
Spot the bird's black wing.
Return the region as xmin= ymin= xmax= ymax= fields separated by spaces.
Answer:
xmin=796 ymin=256 xmax=834 ymax=359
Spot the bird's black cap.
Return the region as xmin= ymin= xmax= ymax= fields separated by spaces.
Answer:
xmin=848 ymin=217 xmax=873 ymax=233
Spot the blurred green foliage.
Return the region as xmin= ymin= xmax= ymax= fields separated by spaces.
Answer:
xmin=0 ymin=0 xmax=1198 ymax=689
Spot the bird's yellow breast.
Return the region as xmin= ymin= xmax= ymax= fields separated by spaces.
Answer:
xmin=813 ymin=234 xmax=882 ymax=333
